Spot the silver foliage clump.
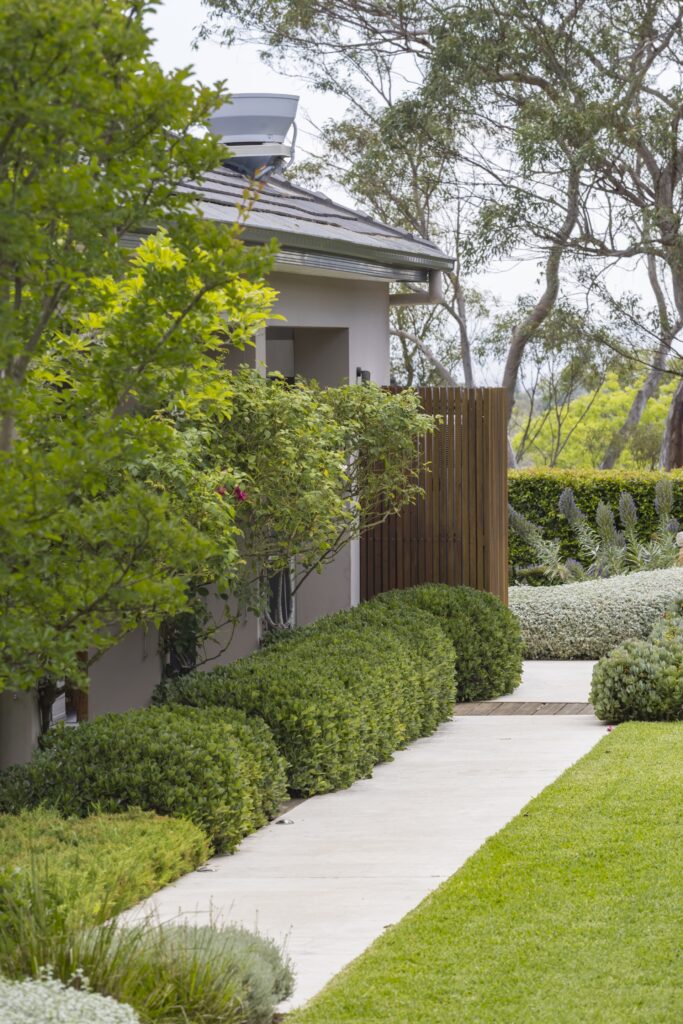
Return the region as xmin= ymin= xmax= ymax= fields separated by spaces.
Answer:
xmin=510 ymin=479 xmax=679 ymax=583
xmin=0 ymin=970 xmax=140 ymax=1024
xmin=509 ymin=567 xmax=683 ymax=660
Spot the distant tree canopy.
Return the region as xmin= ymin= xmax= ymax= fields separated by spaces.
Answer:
xmin=514 ymin=374 xmax=677 ymax=471
xmin=203 ymin=0 xmax=683 ymax=467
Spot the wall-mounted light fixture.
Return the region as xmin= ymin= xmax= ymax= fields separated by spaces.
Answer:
xmin=356 ymin=367 xmax=371 ymax=384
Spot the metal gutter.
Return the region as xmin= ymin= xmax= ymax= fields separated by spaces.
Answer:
xmin=235 ymin=221 xmax=453 ymax=272
xmin=121 ymin=230 xmax=441 ymax=283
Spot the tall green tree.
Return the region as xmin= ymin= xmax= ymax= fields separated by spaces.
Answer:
xmin=0 ymin=0 xmax=276 ymax=691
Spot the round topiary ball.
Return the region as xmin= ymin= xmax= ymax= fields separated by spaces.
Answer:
xmin=590 ymin=638 xmax=683 ymax=723
xmin=375 ymin=584 xmax=523 ymax=701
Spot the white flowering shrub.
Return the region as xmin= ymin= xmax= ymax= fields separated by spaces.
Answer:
xmin=0 ymin=972 xmax=140 ymax=1024
xmin=509 ymin=567 xmax=683 ymax=659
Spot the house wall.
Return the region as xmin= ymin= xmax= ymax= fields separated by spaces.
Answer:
xmin=0 ymin=691 xmax=40 ymax=768
xmin=269 ymin=274 xmax=390 ymax=623
xmin=268 ymin=273 xmax=390 ymax=385
xmin=88 ymin=626 xmax=161 ymax=719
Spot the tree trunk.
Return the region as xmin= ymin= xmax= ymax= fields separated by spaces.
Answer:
xmin=660 ymin=376 xmax=683 ymax=468
xmin=601 ymin=254 xmax=676 ymax=469
xmin=501 ymin=166 xmax=581 ymax=467
xmin=390 ymin=329 xmax=459 ymax=385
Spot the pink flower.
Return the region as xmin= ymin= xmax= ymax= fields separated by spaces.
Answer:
xmin=215 ymin=485 xmax=227 ymax=497
xmin=233 ymin=485 xmax=248 ymax=502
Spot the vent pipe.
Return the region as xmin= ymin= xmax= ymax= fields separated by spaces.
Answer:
xmin=209 ymin=93 xmax=299 ymax=181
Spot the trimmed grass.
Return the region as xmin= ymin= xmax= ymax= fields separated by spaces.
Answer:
xmin=289 ymin=723 xmax=683 ymax=1024
xmin=0 ymin=808 xmax=209 ymax=921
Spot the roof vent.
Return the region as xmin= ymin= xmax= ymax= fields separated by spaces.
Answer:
xmin=209 ymin=93 xmax=299 ymax=181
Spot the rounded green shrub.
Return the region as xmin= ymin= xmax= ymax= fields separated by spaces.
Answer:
xmin=375 ymin=584 xmax=523 ymax=701
xmin=118 ymin=923 xmax=294 ymax=1024
xmin=590 ymin=639 xmax=683 ymax=723
xmin=510 ymin=567 xmax=683 ymax=659
xmin=158 ymin=601 xmax=457 ymax=796
xmin=5 ymin=707 xmax=287 ymax=852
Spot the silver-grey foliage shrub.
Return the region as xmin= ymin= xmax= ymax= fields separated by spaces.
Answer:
xmin=590 ymin=600 xmax=683 ymax=722
xmin=589 ymin=638 xmax=683 ymax=723
xmin=509 ymin=567 xmax=683 ymax=659
xmin=0 ymin=971 xmax=139 ymax=1024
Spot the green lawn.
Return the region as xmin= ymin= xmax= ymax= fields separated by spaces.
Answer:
xmin=289 ymin=724 xmax=683 ymax=1024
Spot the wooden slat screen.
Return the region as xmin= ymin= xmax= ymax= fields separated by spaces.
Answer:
xmin=360 ymin=386 xmax=508 ymax=604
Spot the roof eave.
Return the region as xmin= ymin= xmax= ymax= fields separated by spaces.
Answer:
xmin=239 ymin=224 xmax=454 ymax=273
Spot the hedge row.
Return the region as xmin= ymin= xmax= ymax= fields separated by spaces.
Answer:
xmin=509 ymin=468 xmax=683 ymax=570
xmin=158 ymin=599 xmax=459 ymax=796
xmin=0 ymin=707 xmax=288 ymax=853
xmin=0 ymin=808 xmax=209 ymax=921
xmin=509 ymin=567 xmax=683 ymax=660
xmin=374 ymin=585 xmax=522 ymax=701
xmin=0 ymin=585 xmax=520 ymax=850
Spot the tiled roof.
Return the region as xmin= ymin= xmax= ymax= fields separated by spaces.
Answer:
xmin=179 ymin=164 xmax=452 ymax=273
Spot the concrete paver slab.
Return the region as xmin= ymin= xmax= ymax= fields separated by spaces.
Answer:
xmin=496 ymin=660 xmax=596 ymax=703
xmin=131 ymin=703 xmax=605 ymax=1010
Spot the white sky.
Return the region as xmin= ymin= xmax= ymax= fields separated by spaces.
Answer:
xmin=148 ymin=0 xmax=652 ymax=320
xmin=148 ymin=0 xmax=346 ymax=165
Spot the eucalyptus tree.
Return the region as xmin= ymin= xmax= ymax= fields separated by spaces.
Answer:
xmin=428 ymin=0 xmax=683 ymax=465
xmin=204 ymin=0 xmax=683 ymax=465
xmin=201 ymin=0 xmax=590 ymax=466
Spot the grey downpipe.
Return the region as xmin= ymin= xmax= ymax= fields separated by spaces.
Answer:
xmin=389 ymin=269 xmax=444 ymax=306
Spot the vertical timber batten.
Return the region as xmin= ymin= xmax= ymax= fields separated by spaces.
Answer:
xmin=360 ymin=386 xmax=508 ymax=604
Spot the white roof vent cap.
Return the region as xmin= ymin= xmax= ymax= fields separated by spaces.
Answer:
xmin=209 ymin=93 xmax=299 ymax=180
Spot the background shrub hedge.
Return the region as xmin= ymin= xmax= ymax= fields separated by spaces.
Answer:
xmin=158 ymin=600 xmax=457 ymax=796
xmin=374 ymin=584 xmax=522 ymax=701
xmin=509 ymin=567 xmax=683 ymax=659
xmin=1 ymin=707 xmax=287 ymax=852
xmin=509 ymin=468 xmax=683 ymax=574
xmin=590 ymin=637 xmax=683 ymax=723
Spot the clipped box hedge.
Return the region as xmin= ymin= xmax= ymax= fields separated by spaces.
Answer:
xmin=509 ymin=566 xmax=683 ymax=660
xmin=374 ymin=584 xmax=523 ymax=701
xmin=157 ymin=599 xmax=457 ymax=796
xmin=0 ymin=808 xmax=209 ymax=920
xmin=1 ymin=706 xmax=287 ymax=852
xmin=509 ymin=468 xmax=683 ymax=571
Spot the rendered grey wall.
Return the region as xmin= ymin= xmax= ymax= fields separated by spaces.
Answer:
xmin=264 ymin=275 xmax=391 ymax=624
xmin=268 ymin=273 xmax=391 ymax=385
xmin=88 ymin=625 xmax=162 ymax=719
xmin=0 ymin=691 xmax=40 ymax=769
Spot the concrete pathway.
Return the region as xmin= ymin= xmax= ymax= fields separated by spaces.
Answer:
xmin=131 ymin=661 xmax=604 ymax=1011
xmin=501 ymin=659 xmax=596 ymax=703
